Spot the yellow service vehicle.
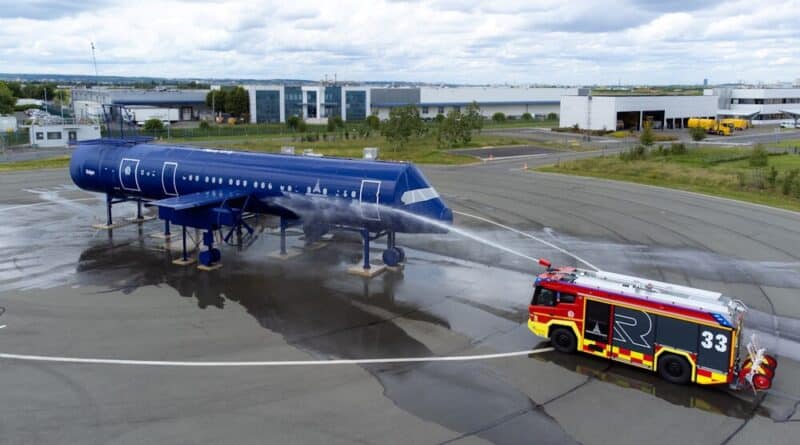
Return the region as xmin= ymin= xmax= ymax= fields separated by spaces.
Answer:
xmin=711 ymin=123 xmax=732 ymax=136
xmin=721 ymin=118 xmax=749 ymax=131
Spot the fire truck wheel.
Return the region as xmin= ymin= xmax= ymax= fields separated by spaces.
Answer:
xmin=658 ymin=354 xmax=692 ymax=384
xmin=763 ymin=354 xmax=778 ymax=370
xmin=550 ymin=327 xmax=577 ymax=354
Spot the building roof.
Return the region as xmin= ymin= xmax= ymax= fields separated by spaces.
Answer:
xmin=372 ymin=100 xmax=559 ymax=107
xmin=781 ymin=109 xmax=800 ymax=118
xmin=717 ymin=109 xmax=760 ymax=118
xmin=73 ymin=88 xmax=208 ymax=105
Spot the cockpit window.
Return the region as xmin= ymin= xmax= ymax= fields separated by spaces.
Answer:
xmin=400 ymin=187 xmax=440 ymax=205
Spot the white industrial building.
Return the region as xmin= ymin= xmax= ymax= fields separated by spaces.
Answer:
xmin=371 ymin=86 xmax=577 ymax=120
xmin=29 ymin=121 xmax=101 ymax=148
xmin=247 ymin=83 xmax=576 ymax=124
xmin=560 ymin=87 xmax=800 ymax=130
xmin=560 ymin=92 xmax=718 ymax=131
xmin=712 ymin=87 xmax=800 ymax=124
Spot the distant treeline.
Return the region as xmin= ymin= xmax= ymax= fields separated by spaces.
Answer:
xmin=4 ymin=81 xmax=58 ymax=100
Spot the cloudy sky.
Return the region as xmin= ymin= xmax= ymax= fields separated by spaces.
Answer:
xmin=0 ymin=0 xmax=797 ymax=85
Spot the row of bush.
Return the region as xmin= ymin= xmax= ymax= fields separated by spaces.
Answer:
xmin=737 ymin=167 xmax=800 ymax=196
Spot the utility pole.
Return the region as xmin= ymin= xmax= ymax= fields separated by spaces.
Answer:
xmin=586 ymin=91 xmax=592 ymax=142
xmin=91 ymin=41 xmax=99 ymax=85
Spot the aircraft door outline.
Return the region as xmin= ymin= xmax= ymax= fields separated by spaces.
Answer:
xmin=119 ymin=158 xmax=141 ymax=192
xmin=359 ymin=180 xmax=381 ymax=221
xmin=161 ymin=162 xmax=178 ymax=196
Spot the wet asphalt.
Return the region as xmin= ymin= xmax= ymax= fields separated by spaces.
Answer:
xmin=1 ymin=155 xmax=799 ymax=444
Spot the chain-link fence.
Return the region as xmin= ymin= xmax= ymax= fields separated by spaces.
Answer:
xmin=0 ymin=128 xmax=30 ymax=149
xmin=124 ymin=123 xmax=340 ymax=141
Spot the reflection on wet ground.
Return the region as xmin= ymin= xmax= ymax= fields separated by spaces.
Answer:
xmin=532 ymin=351 xmax=762 ymax=420
xmin=1 ymin=195 xmax=796 ymax=435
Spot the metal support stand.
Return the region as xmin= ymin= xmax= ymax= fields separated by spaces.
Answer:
xmin=280 ymin=216 xmax=288 ymax=256
xmin=171 ymin=224 xmax=196 ymax=266
xmin=181 ymin=225 xmax=188 ymax=262
xmin=347 ymin=228 xmax=386 ymax=277
xmin=362 ymin=229 xmax=371 ymax=270
xmin=387 ymin=231 xmax=396 ymax=249
xmin=136 ymin=200 xmax=142 ymax=220
xmin=106 ymin=193 xmax=113 ymax=226
xmin=165 ymin=220 xmax=171 ymax=237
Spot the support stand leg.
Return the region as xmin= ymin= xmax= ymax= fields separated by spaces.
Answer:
xmin=93 ymin=193 xmax=125 ymax=229
xmin=165 ymin=220 xmax=171 ymax=237
xmin=182 ymin=225 xmax=187 ymax=262
xmin=349 ymin=229 xmax=386 ymax=277
xmin=106 ymin=193 xmax=113 ymax=226
xmin=269 ymin=216 xmax=302 ymax=259
xmin=172 ymin=225 xmax=195 ymax=266
xmin=362 ymin=230 xmax=371 ymax=270
xmin=280 ymin=217 xmax=287 ymax=256
xmin=136 ymin=200 xmax=142 ymax=220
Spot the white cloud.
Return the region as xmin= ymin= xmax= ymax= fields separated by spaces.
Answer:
xmin=0 ymin=0 xmax=797 ymax=84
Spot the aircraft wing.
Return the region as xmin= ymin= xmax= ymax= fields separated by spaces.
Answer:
xmin=149 ymin=189 xmax=250 ymax=211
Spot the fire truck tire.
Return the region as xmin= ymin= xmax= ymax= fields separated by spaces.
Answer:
xmin=550 ymin=327 xmax=577 ymax=354
xmin=658 ymin=354 xmax=692 ymax=384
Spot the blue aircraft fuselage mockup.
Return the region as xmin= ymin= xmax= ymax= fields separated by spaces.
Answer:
xmin=70 ymin=138 xmax=453 ymax=268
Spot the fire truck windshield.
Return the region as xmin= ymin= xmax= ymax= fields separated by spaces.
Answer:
xmin=532 ymin=287 xmax=557 ymax=306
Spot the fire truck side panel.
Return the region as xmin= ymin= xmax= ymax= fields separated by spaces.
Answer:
xmin=582 ymin=299 xmax=612 ymax=359
xmin=695 ymin=326 xmax=734 ymax=384
xmin=610 ymin=306 xmax=656 ymax=369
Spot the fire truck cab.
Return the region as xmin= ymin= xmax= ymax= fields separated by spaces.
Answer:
xmin=528 ymin=263 xmax=777 ymax=391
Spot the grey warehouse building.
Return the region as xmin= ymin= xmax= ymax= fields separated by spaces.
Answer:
xmin=72 ymin=88 xmax=211 ymax=123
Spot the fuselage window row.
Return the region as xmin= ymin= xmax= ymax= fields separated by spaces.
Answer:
xmin=163 ymin=169 xmax=358 ymax=201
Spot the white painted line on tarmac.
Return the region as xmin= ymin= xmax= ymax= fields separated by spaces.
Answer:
xmin=0 ymin=325 xmax=5 ymax=329
xmin=0 ymin=347 xmax=554 ymax=367
xmin=453 ymin=210 xmax=600 ymax=271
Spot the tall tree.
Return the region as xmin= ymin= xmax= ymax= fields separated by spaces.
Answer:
xmin=437 ymin=109 xmax=472 ymax=148
xmin=206 ymin=90 xmax=228 ymax=114
xmin=225 ymin=87 xmax=249 ymax=118
xmin=380 ymin=105 xmax=424 ymax=152
xmin=0 ymin=82 xmax=16 ymax=114
xmin=463 ymin=101 xmax=483 ymax=132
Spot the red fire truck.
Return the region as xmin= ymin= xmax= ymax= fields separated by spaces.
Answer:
xmin=528 ymin=261 xmax=777 ymax=391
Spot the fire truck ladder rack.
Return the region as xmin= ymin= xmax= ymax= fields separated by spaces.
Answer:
xmin=572 ymin=269 xmax=748 ymax=324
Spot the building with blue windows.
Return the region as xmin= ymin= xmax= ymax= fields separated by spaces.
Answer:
xmin=247 ymin=84 xmax=371 ymax=124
